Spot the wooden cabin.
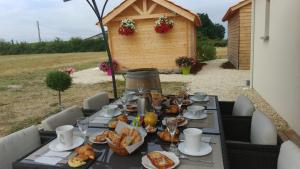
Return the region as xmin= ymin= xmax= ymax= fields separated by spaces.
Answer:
xmin=223 ymin=0 xmax=252 ymax=70
xmin=103 ymin=0 xmax=201 ymax=71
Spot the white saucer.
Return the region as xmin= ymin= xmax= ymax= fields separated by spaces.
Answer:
xmin=49 ymin=136 xmax=84 ymax=152
xmin=190 ymin=96 xmax=209 ymax=102
xmin=142 ymin=151 xmax=180 ymax=169
xmin=89 ymin=131 xmax=108 ymax=144
xmin=183 ymin=111 xmax=207 ymax=120
xmin=178 ymin=142 xmax=212 ymax=156
xmin=97 ymin=108 xmax=122 ymax=117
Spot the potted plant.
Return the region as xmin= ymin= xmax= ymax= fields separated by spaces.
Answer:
xmin=46 ymin=71 xmax=72 ymax=110
xmin=119 ymin=19 xmax=136 ymax=36
xmin=175 ymin=56 xmax=196 ymax=75
xmin=155 ymin=16 xmax=174 ymax=33
xmin=99 ymin=60 xmax=118 ymax=76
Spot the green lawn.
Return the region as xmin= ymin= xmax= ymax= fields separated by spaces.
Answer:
xmin=0 ymin=52 xmax=185 ymax=137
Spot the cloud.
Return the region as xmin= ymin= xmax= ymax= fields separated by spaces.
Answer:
xmin=0 ymin=0 xmax=239 ymax=42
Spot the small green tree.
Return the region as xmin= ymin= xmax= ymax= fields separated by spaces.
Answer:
xmin=46 ymin=71 xmax=72 ymax=110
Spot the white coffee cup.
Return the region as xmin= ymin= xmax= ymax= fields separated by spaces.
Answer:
xmin=183 ymin=128 xmax=203 ymax=153
xmin=187 ymin=105 xmax=205 ymax=116
xmin=56 ymin=125 xmax=74 ymax=147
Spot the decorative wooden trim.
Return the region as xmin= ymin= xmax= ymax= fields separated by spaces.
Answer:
xmin=222 ymin=0 xmax=251 ymax=21
xmin=103 ymin=0 xmax=137 ymax=25
xmin=151 ymin=0 xmax=195 ymax=23
xmin=147 ymin=3 xmax=157 ymax=14
xmin=143 ymin=0 xmax=147 ymax=13
xmin=232 ymin=0 xmax=251 ymax=11
xmin=112 ymin=13 xmax=176 ymax=22
xmin=103 ymin=0 xmax=200 ymax=26
xmin=132 ymin=4 xmax=143 ymax=15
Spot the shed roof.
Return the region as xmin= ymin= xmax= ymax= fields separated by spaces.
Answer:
xmin=222 ymin=0 xmax=251 ymax=21
xmin=102 ymin=0 xmax=201 ymax=26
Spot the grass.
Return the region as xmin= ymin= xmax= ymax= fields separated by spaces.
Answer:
xmin=0 ymin=52 xmax=185 ymax=137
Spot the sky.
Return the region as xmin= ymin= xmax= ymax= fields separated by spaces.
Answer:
xmin=0 ymin=0 xmax=240 ymax=42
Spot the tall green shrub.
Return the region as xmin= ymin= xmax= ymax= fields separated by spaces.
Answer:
xmin=197 ymin=38 xmax=217 ymax=61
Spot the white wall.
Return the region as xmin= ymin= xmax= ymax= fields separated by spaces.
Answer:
xmin=252 ymin=0 xmax=300 ymax=135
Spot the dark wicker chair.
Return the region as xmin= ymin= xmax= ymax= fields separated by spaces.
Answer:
xmin=39 ymin=130 xmax=56 ymax=144
xmin=223 ymin=116 xmax=282 ymax=169
xmin=219 ymin=96 xmax=255 ymax=117
xmin=219 ymin=101 xmax=235 ymax=116
xmin=82 ymin=98 xmax=116 ymax=117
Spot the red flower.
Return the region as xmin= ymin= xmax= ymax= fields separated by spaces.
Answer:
xmin=154 ymin=16 xmax=174 ymax=33
xmin=119 ymin=27 xmax=134 ymax=35
xmin=155 ymin=21 xmax=173 ymax=33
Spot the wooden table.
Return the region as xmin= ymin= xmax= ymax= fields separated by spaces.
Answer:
xmin=13 ymin=96 xmax=229 ymax=169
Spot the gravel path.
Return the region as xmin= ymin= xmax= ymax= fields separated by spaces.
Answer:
xmin=72 ymin=59 xmax=250 ymax=101
xmin=72 ymin=59 xmax=289 ymax=131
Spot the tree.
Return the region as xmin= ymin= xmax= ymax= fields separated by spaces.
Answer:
xmin=197 ymin=13 xmax=225 ymax=39
xmin=214 ymin=24 xmax=225 ymax=39
xmin=46 ymin=71 xmax=72 ymax=110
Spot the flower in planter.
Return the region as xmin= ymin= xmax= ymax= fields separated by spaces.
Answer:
xmin=175 ymin=57 xmax=197 ymax=75
xmin=155 ymin=16 xmax=174 ymax=33
xmin=175 ymin=56 xmax=196 ymax=67
xmin=58 ymin=67 xmax=76 ymax=75
xmin=99 ymin=60 xmax=118 ymax=75
xmin=119 ymin=19 xmax=136 ymax=35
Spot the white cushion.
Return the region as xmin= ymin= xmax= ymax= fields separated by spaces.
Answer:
xmin=83 ymin=92 xmax=109 ymax=111
xmin=250 ymin=110 xmax=277 ymax=145
xmin=0 ymin=126 xmax=41 ymax=169
xmin=277 ymin=140 xmax=300 ymax=169
xmin=232 ymin=96 xmax=255 ymax=116
xmin=41 ymin=105 xmax=84 ymax=131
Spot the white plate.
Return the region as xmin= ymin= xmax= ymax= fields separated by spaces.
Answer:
xmin=183 ymin=111 xmax=208 ymax=120
xmin=89 ymin=131 xmax=108 ymax=144
xmin=142 ymin=151 xmax=180 ymax=169
xmin=97 ymin=108 xmax=122 ymax=117
xmin=49 ymin=136 xmax=84 ymax=152
xmin=162 ymin=117 xmax=188 ymax=127
xmin=178 ymin=142 xmax=212 ymax=156
xmin=190 ymin=96 xmax=209 ymax=102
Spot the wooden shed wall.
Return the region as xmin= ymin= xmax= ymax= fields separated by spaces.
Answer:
xmin=227 ymin=13 xmax=240 ymax=68
xmin=238 ymin=4 xmax=251 ymax=70
xmin=106 ymin=1 xmax=196 ymax=71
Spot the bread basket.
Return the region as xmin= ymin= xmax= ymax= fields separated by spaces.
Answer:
xmin=107 ymin=141 xmax=129 ymax=156
xmin=106 ymin=122 xmax=147 ymax=156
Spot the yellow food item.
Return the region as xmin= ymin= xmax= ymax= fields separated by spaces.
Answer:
xmin=68 ymin=156 xmax=86 ymax=168
xmin=144 ymin=112 xmax=158 ymax=127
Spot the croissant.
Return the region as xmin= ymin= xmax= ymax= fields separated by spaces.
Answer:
xmin=75 ymin=144 xmax=96 ymax=160
xmin=158 ymin=130 xmax=179 ymax=142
